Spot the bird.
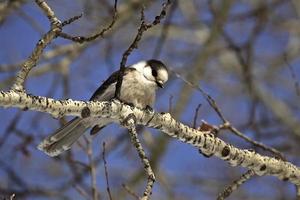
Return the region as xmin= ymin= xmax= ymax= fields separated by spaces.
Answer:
xmin=38 ymin=59 xmax=169 ymax=157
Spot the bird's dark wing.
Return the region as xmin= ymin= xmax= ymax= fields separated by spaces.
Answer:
xmin=89 ymin=67 xmax=136 ymax=101
xmin=90 ymin=70 xmax=119 ymax=100
xmin=88 ymin=67 xmax=136 ymax=136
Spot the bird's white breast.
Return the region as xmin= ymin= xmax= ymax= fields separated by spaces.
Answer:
xmin=120 ymin=69 xmax=156 ymax=108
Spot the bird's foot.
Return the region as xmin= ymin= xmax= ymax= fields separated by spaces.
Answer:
xmin=111 ymin=98 xmax=121 ymax=104
xmin=111 ymin=98 xmax=134 ymax=108
xmin=124 ymin=102 xmax=135 ymax=108
xmin=145 ymin=105 xmax=154 ymax=113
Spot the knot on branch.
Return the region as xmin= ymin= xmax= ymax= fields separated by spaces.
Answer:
xmin=11 ymin=85 xmax=25 ymax=93
xmin=81 ymin=106 xmax=91 ymax=118
xmin=51 ymin=19 xmax=62 ymax=34
xmin=122 ymin=113 xmax=137 ymax=128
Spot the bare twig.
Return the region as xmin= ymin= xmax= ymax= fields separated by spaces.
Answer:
xmin=122 ymin=184 xmax=139 ymax=200
xmin=11 ymin=0 xmax=62 ymax=91
xmin=217 ymin=170 xmax=256 ymax=200
xmin=102 ymin=142 xmax=113 ymax=200
xmin=17 ymin=9 xmax=45 ymax=35
xmin=283 ymin=54 xmax=300 ymax=97
xmin=172 ymin=68 xmax=284 ymax=159
xmin=0 ymin=159 xmax=27 ymax=188
xmin=170 ymin=68 xmax=227 ymax=122
xmin=225 ymin=124 xmax=285 ymax=160
xmin=35 ymin=0 xmax=59 ymax=23
xmin=123 ymin=114 xmax=155 ymax=200
xmin=192 ymin=104 xmax=202 ymax=129
xmin=0 ymin=111 xmax=22 ymax=149
xmin=0 ymin=0 xmax=26 ymax=25
xmin=61 ymin=13 xmax=83 ymax=27
xmin=152 ymin=0 xmax=177 ymax=58
xmin=168 ymin=94 xmax=173 ymax=113
xmin=215 ymin=17 xmax=288 ymax=159
xmin=86 ymin=137 xmax=99 ymax=200
xmin=72 ymin=184 xmax=90 ymax=200
xmin=59 ymin=0 xmax=118 ymax=43
xmin=114 ymin=0 xmax=171 ymax=99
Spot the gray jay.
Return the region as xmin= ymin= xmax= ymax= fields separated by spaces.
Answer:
xmin=38 ymin=59 xmax=168 ymax=157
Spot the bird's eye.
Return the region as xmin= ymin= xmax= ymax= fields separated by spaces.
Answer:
xmin=152 ymin=69 xmax=157 ymax=77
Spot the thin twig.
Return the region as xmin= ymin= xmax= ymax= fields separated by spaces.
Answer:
xmin=226 ymin=125 xmax=285 ymax=160
xmin=172 ymin=68 xmax=285 ymax=159
xmin=17 ymin=9 xmax=45 ymax=35
xmin=122 ymin=184 xmax=139 ymax=200
xmin=86 ymin=137 xmax=99 ymax=200
xmin=213 ymin=14 xmax=287 ymax=159
xmin=217 ymin=170 xmax=256 ymax=200
xmin=123 ymin=114 xmax=155 ymax=200
xmin=170 ymin=68 xmax=227 ymax=123
xmin=283 ymin=54 xmax=300 ymax=97
xmin=168 ymin=94 xmax=173 ymax=113
xmin=61 ymin=13 xmax=83 ymax=27
xmin=102 ymin=142 xmax=113 ymax=200
xmin=115 ymin=0 xmax=171 ymax=99
xmin=59 ymin=0 xmax=118 ymax=43
xmin=35 ymin=0 xmax=60 ymax=23
xmin=11 ymin=0 xmax=62 ymax=91
xmin=72 ymin=184 xmax=90 ymax=200
xmin=193 ymin=104 xmax=202 ymax=129
xmin=152 ymin=0 xmax=177 ymax=58
xmin=0 ymin=111 xmax=22 ymax=149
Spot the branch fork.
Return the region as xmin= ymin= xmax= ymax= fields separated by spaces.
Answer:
xmin=122 ymin=113 xmax=156 ymax=200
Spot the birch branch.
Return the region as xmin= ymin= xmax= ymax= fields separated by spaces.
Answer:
xmin=11 ymin=0 xmax=62 ymax=91
xmin=122 ymin=114 xmax=155 ymax=199
xmin=0 ymin=90 xmax=300 ymax=188
xmin=217 ymin=170 xmax=256 ymax=200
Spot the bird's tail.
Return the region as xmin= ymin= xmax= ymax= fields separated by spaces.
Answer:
xmin=37 ymin=117 xmax=88 ymax=157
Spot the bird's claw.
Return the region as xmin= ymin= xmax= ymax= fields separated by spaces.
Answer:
xmin=125 ymin=102 xmax=135 ymax=108
xmin=111 ymin=98 xmax=134 ymax=108
xmin=111 ymin=98 xmax=121 ymax=104
xmin=145 ymin=105 xmax=154 ymax=113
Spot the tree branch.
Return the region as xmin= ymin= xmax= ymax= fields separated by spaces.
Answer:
xmin=12 ymin=0 xmax=63 ymax=91
xmin=217 ymin=170 xmax=256 ymax=200
xmin=102 ymin=142 xmax=113 ymax=200
xmin=0 ymin=90 xmax=300 ymax=188
xmin=122 ymin=114 xmax=155 ymax=199
xmin=58 ymin=0 xmax=118 ymax=43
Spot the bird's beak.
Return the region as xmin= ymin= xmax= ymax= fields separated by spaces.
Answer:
xmin=156 ymin=80 xmax=164 ymax=88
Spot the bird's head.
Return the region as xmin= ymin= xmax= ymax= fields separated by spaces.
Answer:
xmin=133 ymin=59 xmax=168 ymax=88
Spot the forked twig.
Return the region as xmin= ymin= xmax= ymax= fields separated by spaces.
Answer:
xmin=123 ymin=114 xmax=155 ymax=200
xmin=59 ymin=0 xmax=118 ymax=43
xmin=12 ymin=0 xmax=62 ymax=91
xmin=217 ymin=170 xmax=256 ymax=200
xmin=122 ymin=184 xmax=139 ymax=200
xmin=172 ymin=68 xmax=285 ymax=159
xmin=115 ymin=0 xmax=171 ymax=99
